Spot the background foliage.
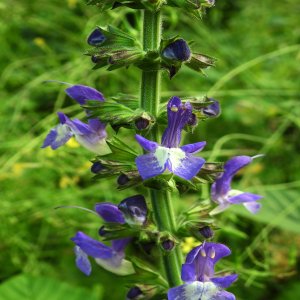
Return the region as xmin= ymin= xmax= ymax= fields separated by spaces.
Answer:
xmin=0 ymin=0 xmax=299 ymax=299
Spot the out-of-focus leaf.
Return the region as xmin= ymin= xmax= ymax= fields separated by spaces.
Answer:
xmin=231 ymin=189 xmax=300 ymax=234
xmin=0 ymin=274 xmax=101 ymax=300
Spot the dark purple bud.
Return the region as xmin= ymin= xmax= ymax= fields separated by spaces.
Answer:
xmin=126 ymin=287 xmax=143 ymax=299
xmin=117 ymin=174 xmax=130 ymax=186
xmin=118 ymin=195 xmax=147 ymax=226
xmin=187 ymin=113 xmax=197 ymax=126
xmin=199 ymin=226 xmax=214 ymax=239
xmin=98 ymin=225 xmax=107 ymax=237
xmin=87 ymin=28 xmax=106 ymax=46
xmin=202 ymin=99 xmax=220 ymax=117
xmin=135 ymin=117 xmax=150 ymax=130
xmin=91 ymin=162 xmax=105 ymax=174
xmin=141 ymin=241 xmax=155 ymax=255
xmin=162 ymin=239 xmax=175 ymax=251
xmin=162 ymin=39 xmax=191 ymax=62
xmin=91 ymin=55 xmax=100 ymax=63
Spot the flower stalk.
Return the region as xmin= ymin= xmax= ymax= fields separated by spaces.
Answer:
xmin=140 ymin=9 xmax=183 ymax=287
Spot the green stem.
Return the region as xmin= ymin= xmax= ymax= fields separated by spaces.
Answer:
xmin=151 ymin=190 xmax=182 ymax=287
xmin=140 ymin=10 xmax=182 ymax=288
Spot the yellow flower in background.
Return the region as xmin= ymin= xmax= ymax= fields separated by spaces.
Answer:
xmin=67 ymin=0 xmax=78 ymax=9
xmin=33 ymin=37 xmax=46 ymax=49
xmin=44 ymin=147 xmax=56 ymax=158
xmin=12 ymin=163 xmax=40 ymax=177
xmin=76 ymin=161 xmax=92 ymax=174
xmin=66 ymin=137 xmax=80 ymax=148
xmin=59 ymin=175 xmax=80 ymax=189
xmin=181 ymin=237 xmax=201 ymax=254
xmin=239 ymin=162 xmax=264 ymax=175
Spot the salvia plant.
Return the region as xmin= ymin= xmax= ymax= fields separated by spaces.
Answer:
xmin=42 ymin=0 xmax=264 ymax=299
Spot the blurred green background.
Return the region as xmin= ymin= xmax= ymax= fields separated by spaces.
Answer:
xmin=0 ymin=0 xmax=299 ymax=299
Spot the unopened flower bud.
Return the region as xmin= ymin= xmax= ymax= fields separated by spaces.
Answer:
xmin=87 ymin=28 xmax=106 ymax=46
xmin=202 ymin=98 xmax=220 ymax=117
xmin=117 ymin=174 xmax=130 ymax=186
xmin=187 ymin=113 xmax=197 ymax=126
xmin=162 ymin=239 xmax=175 ymax=251
xmin=91 ymin=55 xmax=100 ymax=63
xmin=118 ymin=195 xmax=147 ymax=226
xmin=98 ymin=225 xmax=107 ymax=237
xmin=199 ymin=226 xmax=214 ymax=239
xmin=135 ymin=117 xmax=150 ymax=130
xmin=126 ymin=287 xmax=143 ymax=299
xmin=162 ymin=39 xmax=191 ymax=62
xmin=91 ymin=162 xmax=105 ymax=174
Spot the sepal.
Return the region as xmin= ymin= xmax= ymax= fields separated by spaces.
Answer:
xmin=86 ymin=26 xmax=144 ymax=71
xmin=117 ymin=171 xmax=143 ymax=190
xmin=126 ymin=284 xmax=165 ymax=300
xmin=91 ymin=159 xmax=134 ymax=179
xmin=167 ymin=0 xmax=215 ymax=19
xmin=99 ymin=222 xmax=137 ymax=240
xmin=106 ymin=136 xmax=139 ymax=161
xmin=185 ymin=53 xmax=216 ymax=74
xmin=176 ymin=200 xmax=216 ymax=240
xmin=90 ymin=49 xmax=145 ymax=71
xmin=87 ymin=25 xmax=138 ymax=49
xmin=160 ymin=37 xmax=191 ymax=78
xmin=87 ymin=0 xmax=165 ymax=11
xmin=194 ymin=162 xmax=224 ymax=183
xmin=83 ymin=99 xmax=154 ymax=132
xmin=126 ymin=258 xmax=168 ymax=288
xmin=143 ymin=175 xmax=177 ymax=192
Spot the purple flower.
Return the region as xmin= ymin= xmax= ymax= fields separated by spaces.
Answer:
xmin=72 ymin=231 xmax=133 ymax=276
xmin=168 ymin=242 xmax=237 ymax=300
xmin=42 ymin=84 xmax=110 ymax=154
xmin=135 ymin=97 xmax=206 ymax=180
xmin=210 ymin=156 xmax=263 ymax=215
xmin=118 ymin=195 xmax=148 ymax=226
xmin=41 ymin=112 xmax=111 ymax=155
xmin=71 ymin=196 xmax=147 ymax=276
xmin=65 ymin=84 xmax=104 ymax=105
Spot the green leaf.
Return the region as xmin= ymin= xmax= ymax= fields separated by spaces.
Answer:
xmin=0 ymin=274 xmax=101 ymax=300
xmin=232 ymin=188 xmax=300 ymax=234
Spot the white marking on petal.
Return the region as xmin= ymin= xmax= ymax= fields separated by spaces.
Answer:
xmin=95 ymin=257 xmax=135 ymax=276
xmin=212 ymin=189 xmax=243 ymax=206
xmin=56 ymin=124 xmax=72 ymax=143
xmin=154 ymin=146 xmax=170 ymax=169
xmin=227 ymin=189 xmax=244 ymax=197
xmin=75 ymin=135 xmax=111 ymax=155
xmin=168 ymin=148 xmax=186 ymax=170
xmin=180 ymin=282 xmax=219 ymax=300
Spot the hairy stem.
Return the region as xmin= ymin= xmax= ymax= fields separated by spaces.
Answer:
xmin=140 ymin=10 xmax=182 ymax=288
